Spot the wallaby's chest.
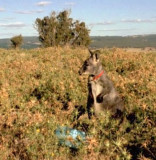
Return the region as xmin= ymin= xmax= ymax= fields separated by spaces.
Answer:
xmin=90 ymin=81 xmax=103 ymax=115
xmin=90 ymin=81 xmax=103 ymax=102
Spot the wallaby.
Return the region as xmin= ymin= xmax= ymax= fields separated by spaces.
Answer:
xmin=79 ymin=50 xmax=124 ymax=119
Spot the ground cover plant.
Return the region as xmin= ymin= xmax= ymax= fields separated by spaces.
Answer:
xmin=0 ymin=47 xmax=155 ymax=159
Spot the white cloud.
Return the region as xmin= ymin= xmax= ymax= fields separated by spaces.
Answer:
xmin=14 ymin=10 xmax=44 ymax=14
xmin=36 ymin=1 xmax=52 ymax=7
xmin=0 ymin=17 xmax=15 ymax=22
xmin=0 ymin=7 xmax=5 ymax=12
xmin=89 ymin=21 xmax=114 ymax=27
xmin=89 ymin=18 xmax=156 ymax=28
xmin=0 ymin=22 xmax=26 ymax=28
xmin=121 ymin=18 xmax=156 ymax=23
xmin=15 ymin=11 xmax=34 ymax=14
xmin=4 ymin=17 xmax=15 ymax=21
xmin=35 ymin=10 xmax=44 ymax=13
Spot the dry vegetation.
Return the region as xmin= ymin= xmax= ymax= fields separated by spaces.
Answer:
xmin=0 ymin=47 xmax=155 ymax=159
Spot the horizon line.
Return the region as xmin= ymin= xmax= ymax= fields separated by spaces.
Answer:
xmin=1 ymin=33 xmax=156 ymax=39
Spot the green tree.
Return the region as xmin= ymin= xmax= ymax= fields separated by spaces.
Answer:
xmin=55 ymin=10 xmax=73 ymax=46
xmin=10 ymin=35 xmax=23 ymax=49
xmin=35 ymin=10 xmax=90 ymax=47
xmin=35 ymin=12 xmax=57 ymax=47
xmin=72 ymin=21 xmax=91 ymax=46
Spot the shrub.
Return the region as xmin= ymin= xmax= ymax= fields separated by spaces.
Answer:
xmin=10 ymin=35 xmax=23 ymax=49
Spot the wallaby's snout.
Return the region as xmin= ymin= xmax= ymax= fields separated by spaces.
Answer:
xmin=78 ymin=60 xmax=88 ymax=75
xmin=78 ymin=68 xmax=83 ymax=75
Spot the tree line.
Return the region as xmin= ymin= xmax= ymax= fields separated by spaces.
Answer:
xmin=10 ymin=10 xmax=91 ymax=49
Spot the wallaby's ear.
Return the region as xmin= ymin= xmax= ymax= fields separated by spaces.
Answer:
xmin=95 ymin=50 xmax=100 ymax=61
xmin=89 ymin=49 xmax=100 ymax=62
xmin=92 ymin=53 xmax=99 ymax=62
xmin=88 ymin=49 xmax=93 ymax=57
xmin=95 ymin=53 xmax=99 ymax=60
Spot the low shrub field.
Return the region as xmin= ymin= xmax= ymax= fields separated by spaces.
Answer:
xmin=0 ymin=47 xmax=155 ymax=159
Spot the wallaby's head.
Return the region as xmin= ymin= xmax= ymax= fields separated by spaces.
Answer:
xmin=79 ymin=49 xmax=102 ymax=75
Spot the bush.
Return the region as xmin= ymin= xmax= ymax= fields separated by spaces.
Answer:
xmin=10 ymin=35 xmax=23 ymax=49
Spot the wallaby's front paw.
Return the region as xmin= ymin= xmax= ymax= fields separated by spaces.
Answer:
xmin=96 ymin=93 xmax=103 ymax=103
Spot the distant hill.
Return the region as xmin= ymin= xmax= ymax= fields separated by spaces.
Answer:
xmin=0 ymin=36 xmax=41 ymax=49
xmin=90 ymin=35 xmax=156 ymax=48
xmin=1 ymin=34 xmax=156 ymax=49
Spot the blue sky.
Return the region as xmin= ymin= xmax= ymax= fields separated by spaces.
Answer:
xmin=0 ymin=0 xmax=156 ymax=38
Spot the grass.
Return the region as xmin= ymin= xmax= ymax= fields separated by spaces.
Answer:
xmin=0 ymin=47 xmax=155 ymax=160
